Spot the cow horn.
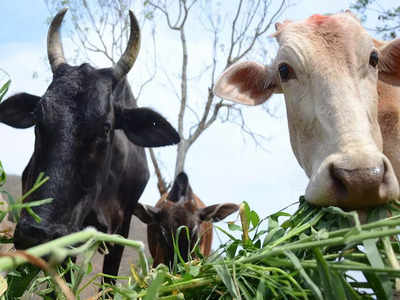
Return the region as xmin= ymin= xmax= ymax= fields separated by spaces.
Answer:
xmin=47 ymin=8 xmax=68 ymax=73
xmin=113 ymin=10 xmax=141 ymax=80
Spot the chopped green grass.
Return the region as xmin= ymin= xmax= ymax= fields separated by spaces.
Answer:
xmin=1 ymin=197 xmax=400 ymax=299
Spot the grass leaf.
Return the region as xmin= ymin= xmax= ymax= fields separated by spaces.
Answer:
xmin=363 ymin=238 xmax=392 ymax=299
xmin=313 ymin=247 xmax=347 ymax=300
xmin=285 ymin=250 xmax=323 ymax=300
xmin=144 ymin=271 xmax=165 ymax=300
xmin=214 ymin=264 xmax=239 ymax=299
xmin=0 ymin=80 xmax=10 ymax=102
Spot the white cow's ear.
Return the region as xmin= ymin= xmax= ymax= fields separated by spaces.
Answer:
xmin=378 ymin=38 xmax=400 ymax=86
xmin=214 ymin=62 xmax=281 ymax=106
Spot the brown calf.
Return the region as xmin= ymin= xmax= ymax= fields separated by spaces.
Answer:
xmin=134 ymin=172 xmax=238 ymax=267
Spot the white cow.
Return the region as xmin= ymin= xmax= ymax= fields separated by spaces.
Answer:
xmin=215 ymin=11 xmax=400 ymax=209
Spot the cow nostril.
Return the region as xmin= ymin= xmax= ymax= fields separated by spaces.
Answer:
xmin=329 ymin=163 xmax=348 ymax=199
xmin=382 ymin=159 xmax=389 ymax=184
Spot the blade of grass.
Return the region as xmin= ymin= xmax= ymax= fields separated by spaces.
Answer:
xmin=382 ymin=236 xmax=400 ymax=292
xmin=363 ymin=238 xmax=392 ymax=299
xmin=313 ymin=247 xmax=346 ymax=300
xmin=285 ymin=250 xmax=323 ymax=300
xmin=0 ymin=80 xmax=10 ymax=101
xmin=214 ymin=263 xmax=239 ymax=299
xmin=143 ymin=271 xmax=165 ymax=300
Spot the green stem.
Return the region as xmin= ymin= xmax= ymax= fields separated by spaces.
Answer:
xmin=382 ymin=236 xmax=400 ymax=291
xmin=0 ymin=228 xmax=148 ymax=275
xmin=239 ymin=227 xmax=400 ymax=264
xmin=18 ymin=176 xmax=49 ymax=203
xmin=267 ymin=257 xmax=400 ymax=275
xmin=271 ymin=211 xmax=325 ymax=247
xmin=137 ymin=278 xmax=215 ymax=298
xmin=78 ymin=272 xmax=130 ymax=294
xmin=287 ymin=215 xmax=400 ymax=247
xmin=159 ymin=294 xmax=185 ymax=300
xmin=330 ymin=215 xmax=400 ymax=237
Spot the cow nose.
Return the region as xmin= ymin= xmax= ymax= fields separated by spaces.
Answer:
xmin=330 ymin=164 xmax=384 ymax=194
xmin=329 ymin=158 xmax=398 ymax=208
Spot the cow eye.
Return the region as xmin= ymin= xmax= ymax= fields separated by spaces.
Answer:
xmin=278 ymin=63 xmax=295 ymax=82
xmin=369 ymin=51 xmax=379 ymax=68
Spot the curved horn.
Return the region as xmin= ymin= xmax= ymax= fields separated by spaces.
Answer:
xmin=113 ymin=10 xmax=141 ymax=80
xmin=47 ymin=8 xmax=68 ymax=73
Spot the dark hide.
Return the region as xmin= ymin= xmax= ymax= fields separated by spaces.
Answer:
xmin=0 ymin=63 xmax=179 ymax=278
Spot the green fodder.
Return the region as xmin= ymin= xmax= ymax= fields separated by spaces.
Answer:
xmin=1 ymin=198 xmax=400 ymax=299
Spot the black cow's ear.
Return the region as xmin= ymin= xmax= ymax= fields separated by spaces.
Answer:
xmin=116 ymin=107 xmax=180 ymax=147
xmin=133 ymin=203 xmax=160 ymax=224
xmin=0 ymin=93 xmax=40 ymax=128
xmin=198 ymin=203 xmax=239 ymax=222
xmin=168 ymin=172 xmax=189 ymax=203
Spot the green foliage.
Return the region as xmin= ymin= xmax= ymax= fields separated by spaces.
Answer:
xmin=6 ymin=264 xmax=40 ymax=299
xmin=0 ymin=199 xmax=399 ymax=299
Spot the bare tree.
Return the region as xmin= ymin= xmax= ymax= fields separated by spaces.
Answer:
xmin=44 ymin=0 xmax=289 ymax=194
xmin=145 ymin=0 xmax=288 ymax=187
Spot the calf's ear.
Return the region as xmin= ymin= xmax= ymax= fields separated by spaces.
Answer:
xmin=214 ymin=61 xmax=281 ymax=106
xmin=378 ymin=38 xmax=400 ymax=86
xmin=0 ymin=93 xmax=40 ymax=128
xmin=133 ymin=203 xmax=160 ymax=224
xmin=198 ymin=203 xmax=239 ymax=222
xmin=116 ymin=107 xmax=180 ymax=147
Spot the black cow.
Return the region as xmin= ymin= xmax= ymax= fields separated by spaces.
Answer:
xmin=0 ymin=9 xmax=179 ymax=278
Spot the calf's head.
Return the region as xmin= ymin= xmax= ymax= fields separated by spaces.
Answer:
xmin=0 ymin=10 xmax=180 ymax=249
xmin=215 ymin=12 xmax=400 ymax=209
xmin=134 ymin=172 xmax=238 ymax=267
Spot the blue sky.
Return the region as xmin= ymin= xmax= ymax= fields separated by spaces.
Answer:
xmin=0 ymin=2 xmax=49 ymax=43
xmin=0 ymin=0 xmax=395 ymax=238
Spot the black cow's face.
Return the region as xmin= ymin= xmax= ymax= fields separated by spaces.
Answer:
xmin=31 ymin=64 xmax=120 ymax=193
xmin=0 ymin=10 xmax=180 ymax=249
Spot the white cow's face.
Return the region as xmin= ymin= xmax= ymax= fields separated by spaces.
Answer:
xmin=214 ymin=12 xmax=400 ymax=209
